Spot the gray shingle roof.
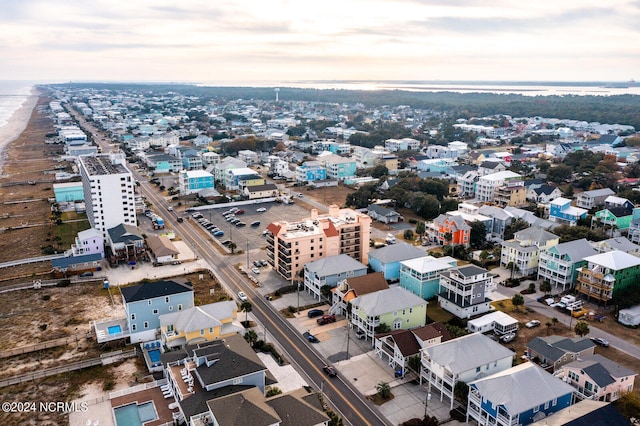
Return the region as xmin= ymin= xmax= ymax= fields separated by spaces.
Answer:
xmin=120 ymin=280 xmax=192 ymax=303
xmin=369 ymin=242 xmax=425 ymax=264
xmin=547 ymin=238 xmax=598 ymax=262
xmin=424 ymin=333 xmax=514 ymax=375
xmin=470 ymin=363 xmax=575 ymax=415
xmin=351 ymin=286 xmax=425 ymax=317
xmin=305 ymin=254 xmax=366 ymax=276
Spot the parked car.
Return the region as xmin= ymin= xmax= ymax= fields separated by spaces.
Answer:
xmin=251 ymin=267 xmax=260 ymax=274
xmin=176 ymin=217 xmax=183 ymax=223
xmin=237 ymin=291 xmax=248 ymax=302
xmin=501 ymin=332 xmax=516 ymax=343
xmin=167 ymin=206 xmax=173 ymax=211
xmin=222 ymin=240 xmax=232 ymax=246
xmin=323 ymin=365 xmax=337 ymax=377
xmin=303 ymin=331 xmax=319 ymax=343
xmin=253 ymin=260 xmax=262 ymax=268
xmin=236 ymin=209 xmax=245 ymax=215
xmin=229 ymin=207 xmax=239 ymax=213
xmin=307 ymin=309 xmax=323 ymax=318
xmin=355 ymin=329 xmax=366 ymax=339
xmin=236 ymin=222 xmax=246 ymax=227
xmin=591 ymin=337 xmax=609 ymax=347
xmin=259 ymin=259 xmax=268 ymax=267
xmin=79 ymin=271 xmax=94 ymax=277
xmin=317 ymin=314 xmax=336 ymax=325
xmin=256 ymin=207 xmax=267 ymax=212
xmin=213 ymin=231 xmax=224 ymax=237
xmin=525 ymin=320 xmax=541 ymax=328
xmin=251 ymin=221 xmax=261 ymax=227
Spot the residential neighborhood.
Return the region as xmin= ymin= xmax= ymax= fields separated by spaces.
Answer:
xmin=2 ymin=83 xmax=640 ymax=426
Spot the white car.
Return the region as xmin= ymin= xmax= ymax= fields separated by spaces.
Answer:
xmin=167 ymin=206 xmax=173 ymax=211
xmin=256 ymin=207 xmax=267 ymax=212
xmin=237 ymin=291 xmax=248 ymax=302
xmin=525 ymin=320 xmax=541 ymax=328
xmin=251 ymin=267 xmax=260 ymax=275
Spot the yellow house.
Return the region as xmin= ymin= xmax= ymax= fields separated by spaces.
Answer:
xmin=159 ymin=301 xmax=243 ymax=349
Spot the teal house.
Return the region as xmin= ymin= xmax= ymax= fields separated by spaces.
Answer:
xmin=399 ymin=255 xmax=457 ymax=299
xmin=179 ymin=170 xmax=215 ymax=195
xmin=594 ymin=206 xmax=633 ymax=231
xmin=537 ymin=238 xmax=598 ymax=292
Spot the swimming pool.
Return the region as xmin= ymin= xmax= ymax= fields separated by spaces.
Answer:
xmin=108 ymin=325 xmax=122 ymax=335
xmin=114 ymin=401 xmax=158 ymax=426
xmin=148 ymin=349 xmax=161 ymax=363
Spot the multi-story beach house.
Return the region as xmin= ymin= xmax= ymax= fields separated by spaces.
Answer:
xmin=265 ymin=205 xmax=371 ymax=281
xmin=549 ymin=197 xmax=588 ymax=226
xmin=467 ymin=363 xmax=575 ymax=426
xmin=576 ymin=188 xmax=615 ymax=210
xmin=575 ymin=250 xmax=640 ymax=304
xmin=537 ymin=238 xmax=598 ymax=292
xmin=303 ymin=254 xmax=367 ymax=300
xmin=179 ymin=170 xmax=215 ymax=195
xmin=399 ymin=255 xmax=458 ymax=299
xmin=78 ymin=153 xmax=137 ymax=241
xmin=296 ymin=161 xmax=327 ymax=183
xmin=500 ymin=226 xmax=559 ymax=277
xmin=384 ymin=137 xmax=421 ymax=152
xmin=438 ymin=265 xmax=495 ymax=319
xmin=474 ymin=171 xmax=522 ymax=203
xmin=420 ymin=333 xmax=514 ymax=410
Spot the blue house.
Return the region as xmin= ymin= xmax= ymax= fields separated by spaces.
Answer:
xmin=295 ymin=161 xmax=327 ymax=183
xmin=180 ymin=170 xmax=215 ymax=195
xmin=399 ymin=255 xmax=457 ymax=299
xmin=549 ymin=197 xmax=587 ymax=226
xmin=121 ymin=280 xmax=194 ymax=343
xmin=467 ymin=362 xmax=575 ymax=426
xmin=368 ymin=242 xmax=426 ymax=281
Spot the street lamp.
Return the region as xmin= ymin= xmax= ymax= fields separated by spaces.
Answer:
xmin=424 ymin=392 xmax=432 ymax=419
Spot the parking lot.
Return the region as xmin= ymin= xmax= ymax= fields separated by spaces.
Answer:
xmin=190 ymin=200 xmax=311 ymax=260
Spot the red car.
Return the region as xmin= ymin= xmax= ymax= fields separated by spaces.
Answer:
xmin=235 ymin=209 xmax=245 ymax=215
xmin=317 ymin=315 xmax=336 ymax=325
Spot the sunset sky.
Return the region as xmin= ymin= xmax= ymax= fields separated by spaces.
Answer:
xmin=1 ymin=0 xmax=639 ymax=83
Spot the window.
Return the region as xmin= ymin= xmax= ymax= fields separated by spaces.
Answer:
xmin=131 ymin=314 xmax=136 ymax=320
xmin=169 ymin=306 xmax=173 ymax=311
xmin=200 ymin=329 xmax=205 ymax=335
xmin=148 ymin=300 xmax=152 ymax=305
xmin=178 ymin=304 xmax=183 ymax=311
xmin=132 ymin=324 xmax=136 ymax=331
xmin=143 ymin=321 xmax=149 ymax=329
xmin=476 ymin=366 xmax=481 ymax=373
xmin=153 ymin=309 xmax=158 ymax=315
xmin=552 ymin=398 xmax=557 ymax=406
xmin=533 ymin=405 xmax=539 ymax=413
xmin=544 ymin=401 xmax=549 ymax=409
xmin=165 ymin=296 xmax=170 ymax=303
xmin=209 ymin=327 xmax=213 ymax=333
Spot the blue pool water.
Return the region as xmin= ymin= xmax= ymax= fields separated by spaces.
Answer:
xmin=114 ymin=401 xmax=157 ymax=426
xmin=108 ymin=325 xmax=122 ymax=335
xmin=149 ymin=349 xmax=161 ymax=363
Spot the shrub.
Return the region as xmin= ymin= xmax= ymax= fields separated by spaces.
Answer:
xmin=56 ymin=279 xmax=71 ymax=287
xmin=42 ymin=295 xmax=51 ymax=301
xmin=39 ymin=324 xmax=48 ymax=331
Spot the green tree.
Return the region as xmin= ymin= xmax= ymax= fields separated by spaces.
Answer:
xmin=244 ymin=329 xmax=258 ymax=347
xmin=240 ymin=301 xmax=252 ymax=325
xmin=320 ymin=285 xmax=333 ymax=302
xmin=376 ymin=382 xmax=391 ymax=399
xmin=415 ymin=221 xmax=426 ymax=237
xmin=507 ymin=261 xmax=516 ymax=280
xmin=512 ymin=293 xmax=525 ymax=311
xmin=479 ymin=250 xmax=490 ymax=267
xmin=552 ymin=317 xmax=559 ymax=329
xmin=547 ymin=165 xmax=573 ymax=184
xmin=545 ymin=321 xmax=552 ymax=335
xmin=266 ymin=387 xmax=283 ymax=397
xmin=469 ymin=221 xmax=487 ymax=249
xmin=375 ymin=323 xmax=391 ymax=334
xmin=403 ymin=229 xmax=415 ymax=241
xmin=228 ymin=242 xmax=237 ymax=254
xmin=574 ymin=320 xmax=590 ymax=337
xmin=504 ymin=217 xmax=529 ymax=240
xmin=407 ymin=356 xmax=422 ymax=375
xmin=540 ymin=280 xmax=552 ymax=295
xmin=370 ymin=165 xmax=389 ymax=178
xmin=454 ymin=381 xmax=469 ymax=406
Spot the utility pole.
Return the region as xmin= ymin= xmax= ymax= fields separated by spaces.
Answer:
xmin=346 ymin=311 xmax=350 ymax=360
xmin=246 ymin=238 xmax=249 ymax=269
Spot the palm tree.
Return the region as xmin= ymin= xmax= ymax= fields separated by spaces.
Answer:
xmin=244 ymin=329 xmax=258 ymax=347
xmin=228 ymin=242 xmax=237 ymax=254
xmin=574 ymin=320 xmax=590 ymax=337
xmin=506 ymin=261 xmax=516 ymax=280
xmin=376 ymin=382 xmax=391 ymax=399
xmin=545 ymin=321 xmax=552 ymax=335
xmin=551 ymin=317 xmax=558 ymax=329
xmin=240 ymin=301 xmax=252 ymax=326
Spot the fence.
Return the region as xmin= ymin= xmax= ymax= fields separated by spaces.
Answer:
xmin=0 ymin=331 xmax=93 ymax=359
xmin=108 ymin=378 xmax=167 ymax=399
xmin=0 ymin=349 xmax=137 ymax=388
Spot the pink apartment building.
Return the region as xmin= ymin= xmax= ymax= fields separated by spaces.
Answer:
xmin=265 ymin=205 xmax=372 ymax=281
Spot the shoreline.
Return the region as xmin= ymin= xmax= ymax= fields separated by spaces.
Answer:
xmin=0 ymin=87 xmax=41 ymax=176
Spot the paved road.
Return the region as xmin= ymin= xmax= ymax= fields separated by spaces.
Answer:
xmin=71 ymin=106 xmax=392 ymax=426
xmin=493 ymin=272 xmax=640 ymax=359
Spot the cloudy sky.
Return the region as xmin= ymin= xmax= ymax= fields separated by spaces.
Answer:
xmin=1 ymin=0 xmax=639 ymax=83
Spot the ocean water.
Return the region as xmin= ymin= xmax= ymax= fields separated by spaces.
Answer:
xmin=0 ymin=81 xmax=34 ymax=129
xmin=200 ymin=80 xmax=640 ymax=96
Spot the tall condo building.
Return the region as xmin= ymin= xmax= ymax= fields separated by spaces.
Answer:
xmin=78 ymin=153 xmax=137 ymax=240
xmin=265 ymin=205 xmax=372 ymax=281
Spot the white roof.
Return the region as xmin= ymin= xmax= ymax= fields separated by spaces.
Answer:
xmin=479 ymin=171 xmax=521 ymax=181
xmin=351 ymin=286 xmax=426 ymax=317
xmin=467 ymin=311 xmax=518 ymax=328
xmin=470 ymin=363 xmax=575 ymax=415
xmin=183 ymin=169 xmax=213 ymax=178
xmin=401 ymin=256 xmax=457 ymax=274
xmin=424 ymin=333 xmax=514 ymax=375
xmin=159 ymin=300 xmax=238 ymax=333
xmin=583 ymin=250 xmax=640 ymax=270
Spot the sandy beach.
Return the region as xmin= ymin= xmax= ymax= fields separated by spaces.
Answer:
xmin=0 ymin=87 xmax=40 ymax=176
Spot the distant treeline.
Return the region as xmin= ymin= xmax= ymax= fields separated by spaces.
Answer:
xmin=51 ymin=83 xmax=640 ymax=129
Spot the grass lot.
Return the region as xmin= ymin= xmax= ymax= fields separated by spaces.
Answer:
xmin=54 ymin=213 xmax=90 ymax=247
